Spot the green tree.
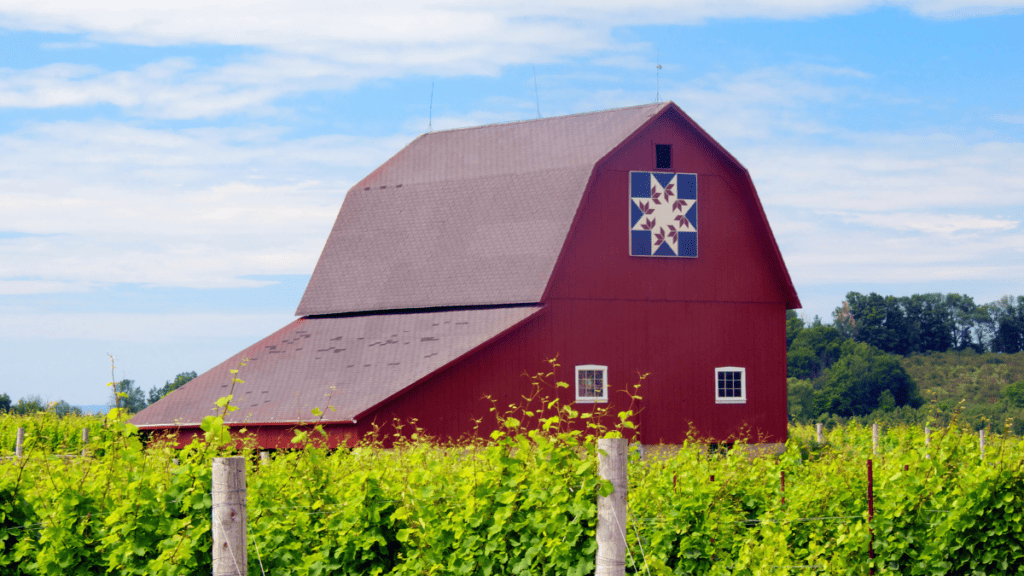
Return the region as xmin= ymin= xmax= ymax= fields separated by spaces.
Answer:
xmin=903 ymin=293 xmax=953 ymax=354
xmin=786 ymin=377 xmax=814 ymax=422
xmin=109 ymin=379 xmax=147 ymax=413
xmin=813 ymin=341 xmax=922 ymax=417
xmin=831 ymin=300 xmax=855 ymax=339
xmin=787 ymin=324 xmax=845 ymax=379
xmin=10 ymin=395 xmax=46 ymax=415
xmin=147 ymin=371 xmax=197 ymax=405
xmin=947 ymin=293 xmax=983 ymax=351
xmin=786 ymin=309 xmax=805 ymax=349
xmin=51 ymin=399 xmax=83 ymax=418
xmin=989 ymin=296 xmax=1024 ymax=354
xmin=1003 ymin=380 xmax=1024 ymax=408
xmin=846 ymin=291 xmax=913 ymax=355
xmin=0 ymin=393 xmax=10 ymax=413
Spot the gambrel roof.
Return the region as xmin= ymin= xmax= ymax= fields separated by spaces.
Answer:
xmin=296 ymin=102 xmax=670 ymax=316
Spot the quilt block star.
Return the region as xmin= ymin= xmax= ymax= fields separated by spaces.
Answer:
xmin=630 ymin=171 xmax=697 ymax=257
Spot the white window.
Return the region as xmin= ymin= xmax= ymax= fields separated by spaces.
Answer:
xmin=715 ymin=367 xmax=746 ymax=404
xmin=575 ymin=365 xmax=608 ymax=403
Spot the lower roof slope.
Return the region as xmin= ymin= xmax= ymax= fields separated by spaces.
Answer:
xmin=132 ymin=306 xmax=542 ymax=428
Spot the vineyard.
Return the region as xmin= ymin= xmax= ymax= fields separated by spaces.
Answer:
xmin=2 ymin=402 xmax=1023 ymax=575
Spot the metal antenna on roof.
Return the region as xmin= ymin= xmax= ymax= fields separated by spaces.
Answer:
xmin=656 ymin=47 xmax=662 ymax=103
xmin=428 ymin=81 xmax=434 ymax=132
xmin=533 ymin=65 xmax=542 ymax=119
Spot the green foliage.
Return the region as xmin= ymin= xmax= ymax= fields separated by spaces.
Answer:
xmin=147 ymin=371 xmax=197 ymax=406
xmin=4 ymin=405 xmax=1024 ymax=574
xmin=50 ymin=400 xmax=82 ymax=419
xmin=0 ymin=394 xmax=10 ymax=414
xmin=900 ymin=350 xmax=1024 ymax=432
xmin=842 ymin=291 xmax=989 ymax=355
xmin=10 ymin=396 xmax=46 ymax=416
xmin=988 ymin=295 xmax=1024 ymax=353
xmin=815 ymin=341 xmax=922 ymax=417
xmin=788 ymin=329 xmax=921 ymax=423
xmin=0 ymin=412 xmax=107 ymax=455
xmin=1005 ymin=380 xmax=1024 ymax=408
xmin=108 ymin=379 xmax=147 ymax=414
xmin=787 ymin=377 xmax=814 ymax=422
xmin=788 ymin=324 xmax=845 ymax=380
xmin=785 ymin=309 xmax=804 ymax=349
xmin=0 ymin=363 xmax=625 ymax=575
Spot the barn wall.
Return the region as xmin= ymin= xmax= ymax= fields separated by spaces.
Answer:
xmin=356 ymin=298 xmax=787 ymax=445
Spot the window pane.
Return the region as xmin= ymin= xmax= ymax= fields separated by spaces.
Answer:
xmin=717 ymin=370 xmax=743 ymax=399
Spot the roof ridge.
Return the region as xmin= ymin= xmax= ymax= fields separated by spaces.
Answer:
xmin=424 ymin=101 xmax=667 ymax=136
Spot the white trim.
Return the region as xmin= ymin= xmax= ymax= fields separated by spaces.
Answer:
xmin=715 ymin=366 xmax=746 ymax=404
xmin=575 ymin=364 xmax=608 ymax=403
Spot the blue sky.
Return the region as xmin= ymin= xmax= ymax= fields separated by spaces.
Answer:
xmin=1 ymin=2 xmax=1023 ymax=405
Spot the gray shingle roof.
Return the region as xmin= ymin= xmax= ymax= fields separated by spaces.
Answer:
xmin=296 ymin=103 xmax=667 ymax=316
xmin=133 ymin=306 xmax=542 ymax=427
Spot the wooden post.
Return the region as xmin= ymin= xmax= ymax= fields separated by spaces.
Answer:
xmin=816 ymin=423 xmax=824 ymax=444
xmin=260 ymin=451 xmax=269 ymax=464
xmin=925 ymin=424 xmax=931 ymax=459
xmin=867 ymin=459 xmax=875 ymax=575
xmin=81 ymin=427 xmax=89 ymax=457
xmin=596 ymin=438 xmax=627 ymax=576
xmin=15 ymin=427 xmax=24 ymax=459
xmin=979 ymin=429 xmax=985 ymax=460
xmin=212 ymin=457 xmax=247 ymax=576
xmin=872 ymin=423 xmax=879 ymax=455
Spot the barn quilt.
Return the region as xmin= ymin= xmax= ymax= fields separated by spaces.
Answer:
xmin=629 ymin=171 xmax=698 ymax=257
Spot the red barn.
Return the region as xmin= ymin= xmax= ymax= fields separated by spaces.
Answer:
xmin=132 ymin=101 xmax=800 ymax=449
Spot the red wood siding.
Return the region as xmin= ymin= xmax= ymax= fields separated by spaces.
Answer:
xmin=355 ymin=300 xmax=786 ymax=445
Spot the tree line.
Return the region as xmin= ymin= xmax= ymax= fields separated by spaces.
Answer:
xmin=0 ymin=371 xmax=196 ymax=417
xmin=788 ymin=290 xmax=1024 ymax=429
xmin=832 ymin=291 xmax=1024 ymax=355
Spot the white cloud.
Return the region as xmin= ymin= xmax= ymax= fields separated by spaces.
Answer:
xmin=3 ymin=1 xmax=1020 ymax=51
xmin=0 ymin=312 xmax=295 ymax=341
xmin=750 ymin=134 xmax=1024 ymax=285
xmin=0 ymin=2 xmax=1015 ymax=120
xmin=993 ymin=113 xmax=1024 ymax=125
xmin=837 ymin=212 xmax=1018 ymax=234
xmin=0 ymin=121 xmax=411 ymax=292
xmin=744 ymin=137 xmax=1024 ymax=213
xmin=0 ymin=2 xmax=1018 ymax=86
xmin=0 ymin=57 xmax=358 ymax=119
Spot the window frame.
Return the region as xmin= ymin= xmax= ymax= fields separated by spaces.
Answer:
xmin=715 ymin=366 xmax=746 ymax=404
xmin=575 ymin=364 xmax=609 ymax=404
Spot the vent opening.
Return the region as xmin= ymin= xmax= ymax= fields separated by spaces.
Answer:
xmin=655 ymin=144 xmax=672 ymax=169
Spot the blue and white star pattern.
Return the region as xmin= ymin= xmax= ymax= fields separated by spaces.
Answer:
xmin=630 ymin=172 xmax=698 ymax=257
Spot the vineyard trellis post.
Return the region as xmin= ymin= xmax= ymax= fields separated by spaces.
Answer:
xmin=867 ymin=458 xmax=875 ymax=576
xmin=979 ymin=429 xmax=985 ymax=460
xmin=816 ymin=423 xmax=824 ymax=443
xmin=15 ymin=427 xmax=24 ymax=458
xmin=872 ymin=423 xmax=879 ymax=455
xmin=82 ymin=427 xmax=89 ymax=457
xmin=212 ymin=456 xmax=247 ymax=576
xmin=595 ymin=437 xmax=627 ymax=576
